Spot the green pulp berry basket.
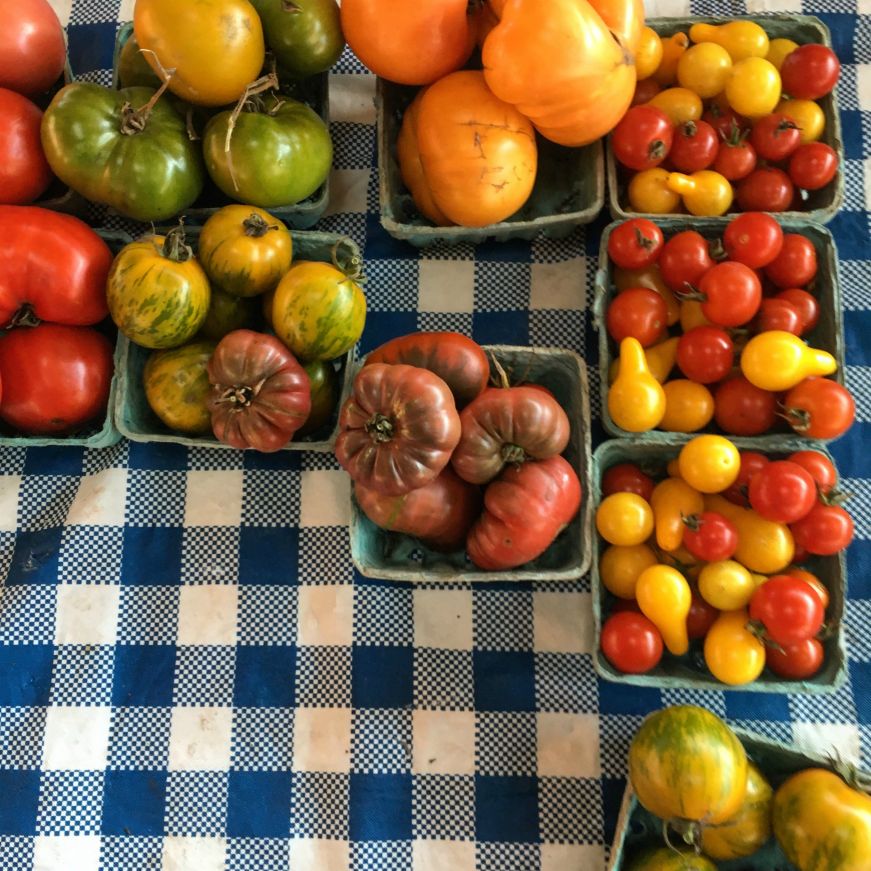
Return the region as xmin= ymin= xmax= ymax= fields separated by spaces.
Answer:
xmin=111 ymin=22 xmax=330 ymax=230
xmin=591 ymin=438 xmax=848 ymax=692
xmin=350 ymin=346 xmax=593 ymax=582
xmin=377 ymin=77 xmax=605 ymax=247
xmin=114 ymin=227 xmax=360 ymax=452
xmin=608 ymin=729 xmax=869 ymax=870
xmin=606 ymin=15 xmax=844 ymax=225
xmin=594 ymin=217 xmax=846 ymax=443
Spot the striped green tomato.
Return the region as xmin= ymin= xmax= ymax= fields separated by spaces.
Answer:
xmin=143 ymin=340 xmax=216 ymax=435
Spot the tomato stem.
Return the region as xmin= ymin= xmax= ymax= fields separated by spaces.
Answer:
xmin=244 ymin=213 xmax=279 ymax=238
xmin=224 ymin=72 xmax=281 ymax=191
xmin=662 ymin=818 xmax=703 ymax=854
xmin=160 ymin=221 xmax=193 ymax=263
xmin=120 ymin=49 xmax=176 ymax=135
xmin=216 ymin=379 xmax=266 ymax=409
xmin=7 ymin=304 xmax=41 ymax=329
xmin=366 ymin=413 xmax=394 ymax=443
xmin=500 ymin=443 xmax=527 ymax=465
xmin=331 ymin=241 xmax=365 ymax=284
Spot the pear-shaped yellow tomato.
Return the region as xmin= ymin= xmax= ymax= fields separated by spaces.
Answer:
xmin=599 ymin=543 xmax=658 ymax=599
xmin=689 ymin=21 xmax=769 ymax=63
xmin=609 ymin=336 xmax=679 ymax=385
xmin=653 ymin=32 xmax=689 ymax=86
xmin=741 ymin=331 xmax=837 ymax=392
xmin=628 ymin=168 xmax=682 ymax=214
xmin=635 ymin=564 xmax=691 ymax=655
xmin=650 ymin=476 xmax=704 ymax=552
xmin=596 ymin=492 xmax=654 ymax=547
xmin=609 ymin=337 xmax=666 ymax=432
xmin=635 ymin=26 xmax=663 ymax=81
xmin=680 ymin=299 xmax=713 ymax=332
xmin=660 ymin=379 xmax=714 ymax=433
xmin=698 ymin=560 xmax=755 ymax=610
xmin=704 ymin=609 xmax=765 ymax=685
xmin=702 ymin=762 xmax=772 ymax=860
xmin=667 ymin=170 xmax=734 ymax=217
xmin=679 ymin=435 xmax=740 ymax=494
xmin=134 ymin=0 xmax=265 ymax=107
xmin=143 ymin=340 xmax=216 ymax=435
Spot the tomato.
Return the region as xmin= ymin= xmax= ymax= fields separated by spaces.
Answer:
xmin=788 ymin=450 xmax=837 ymax=495
xmin=290 ymin=360 xmax=337 ymax=439
xmin=596 ymin=492 xmax=654 ymax=547
xmin=766 ymin=637 xmax=824 ymax=680
xmin=628 ymin=705 xmax=748 ymax=826
xmin=606 ymin=288 xmax=667 ymax=346
xmin=628 ymin=848 xmax=716 ymax=871
xmin=686 ymin=586 xmax=719 ymax=640
xmin=617 ymin=336 xmax=678 ymax=383
xmin=107 ymin=227 xmax=210 ymax=349
xmin=614 ymin=265 xmax=680 ymax=326
xmin=143 ymin=341 xmax=216 ymax=435
xmin=680 ymin=299 xmax=712 ymax=332
xmin=199 ymin=289 xmax=259 ymax=343
xmin=669 ymin=120 xmax=718 ymax=173
xmin=653 ymin=32 xmax=689 ymax=86
xmin=750 ymin=574 xmax=824 ymax=646
xmin=750 ymin=113 xmax=801 ymax=162
xmin=607 ymin=218 xmax=664 ymax=269
xmin=134 ymin=0 xmax=265 ymax=107
xmin=789 ymin=142 xmax=838 ymax=191
xmin=783 ymin=377 xmax=855 ymax=440
xmin=736 ymin=167 xmax=794 ymax=213
xmin=611 ymin=106 xmax=674 ymax=171
xmin=667 ymin=169 xmax=734 ymax=217
xmin=714 ymin=135 xmax=757 ymax=181
xmin=775 ymin=288 xmax=820 ymax=334
xmin=0 ymin=0 xmax=66 ymax=97
xmin=601 ymin=612 xmax=663 ymax=674
xmin=683 ymin=511 xmax=738 ymax=562
xmin=780 ymin=43 xmax=840 ymax=101
xmin=0 ymin=89 xmax=52 ymax=205
xmin=647 ymin=87 xmax=702 ymax=126
xmin=355 ymin=466 xmax=481 ymax=553
xmin=636 ymin=564 xmax=691 ymax=655
xmin=675 ymin=326 xmax=732 ymax=384
xmin=703 ymin=103 xmax=749 ymax=139
xmin=777 ymin=98 xmax=825 ymax=144
xmin=272 ymin=257 xmax=366 ymax=362
xmin=627 ymin=168 xmax=681 ymax=214
xmin=753 ymin=298 xmax=803 ymax=335
xmin=741 ymin=332 xmax=836 ymax=393
xmin=0 ymin=206 xmax=111 ymax=329
xmin=765 ymin=234 xmax=817 ymax=288
xmin=723 ymin=451 xmax=769 ymax=506
xmin=198 ymin=206 xmax=293 ymax=298
xmin=632 ymin=77 xmax=661 ymax=105
xmin=714 ymin=375 xmax=777 ymax=437
xmin=697 ymin=262 xmax=762 ymax=327
xmin=725 ymin=57 xmax=781 ymax=119
xmin=365 ymin=332 xmax=488 ymax=409
xmin=767 ymin=38 xmax=799 ymax=71
xmin=599 ymin=543 xmax=658 ymax=599
xmin=602 ymin=463 xmax=654 ymax=502
xmin=118 ymin=34 xmax=162 ymax=89
xmin=660 ymin=380 xmax=714 ymax=433
xmin=635 ymin=26 xmax=663 ymax=80
xmin=786 ymin=568 xmax=830 ymax=610
xmin=699 ymin=560 xmax=755 ymax=610
xmin=677 ymin=42 xmax=732 ymax=98
xmin=659 ymin=231 xmax=714 ymax=292
xmin=651 ymin=476 xmax=704 ymax=552
xmin=724 ymin=213 xmax=784 ymax=269
xmin=748 ymin=461 xmax=817 ymax=524
xmin=679 ymin=435 xmax=740 ymax=494
xmin=467 ymin=455 xmax=582 ymax=570
xmin=690 ymin=20 xmax=769 ymax=63
xmin=790 ymin=502 xmax=854 ymax=556
xmin=704 ymin=609 xmax=766 ymax=685
xmin=0 ymin=324 xmax=113 ymax=435
xmin=608 ymin=337 xmax=667 ymax=432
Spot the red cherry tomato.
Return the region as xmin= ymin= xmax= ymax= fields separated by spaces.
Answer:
xmin=764 ymin=234 xmax=817 ymax=288
xmin=669 ymin=119 xmax=718 ymax=173
xmin=789 ymin=142 xmax=839 ymax=191
xmin=682 ymin=511 xmax=738 ymax=562
xmin=632 ymin=78 xmax=662 ymax=106
xmin=723 ymin=212 xmax=784 ymax=269
xmin=787 ymin=450 xmax=837 ymax=495
xmin=790 ymin=503 xmax=854 ymax=556
xmin=723 ymin=451 xmax=770 ymax=506
xmin=659 ymin=231 xmax=714 ymax=292
xmin=736 ymin=167 xmax=794 ymax=213
xmin=686 ymin=586 xmax=720 ymax=640
xmin=602 ymin=462 xmax=655 ymax=502
xmin=714 ymin=376 xmax=778 ymax=437
xmin=697 ymin=261 xmax=762 ymax=327
xmin=748 ymin=460 xmax=818 ymax=524
xmin=600 ymin=612 xmax=664 ymax=674
xmin=676 ymin=325 xmax=734 ymax=384
xmin=713 ymin=136 xmax=757 ymax=181
xmin=786 ymin=568 xmax=830 ymax=610
xmin=749 ymin=575 xmax=825 ymax=646
xmin=750 ymin=113 xmax=802 ymax=162
xmin=607 ymin=218 xmax=665 ymax=270
xmin=0 ymin=89 xmax=53 ymax=205
xmin=753 ymin=298 xmax=803 ymax=335
xmin=606 ymin=287 xmax=668 ymax=347
xmin=780 ymin=44 xmax=841 ymax=101
xmin=766 ymin=637 xmax=824 ymax=680
xmin=775 ymin=288 xmax=820 ymax=334
xmin=702 ymin=105 xmax=748 ymax=140
xmin=783 ymin=377 xmax=855 ymax=440
xmin=0 ymin=0 xmax=66 ymax=97
xmin=611 ymin=106 xmax=675 ymax=172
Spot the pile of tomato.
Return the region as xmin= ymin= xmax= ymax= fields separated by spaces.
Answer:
xmin=596 ymin=434 xmax=853 ymax=685
xmin=604 ymin=212 xmax=855 ymax=439
xmin=335 ymin=332 xmax=581 ymax=571
xmin=615 ymin=20 xmax=840 ymax=215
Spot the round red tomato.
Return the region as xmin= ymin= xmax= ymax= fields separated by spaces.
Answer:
xmin=686 ymin=586 xmax=719 ymax=640
xmin=0 ymin=0 xmax=66 ymax=96
xmin=753 ymin=298 xmax=803 ymax=335
xmin=750 ymin=114 xmax=802 ymax=162
xmin=607 ymin=219 xmax=664 ymax=270
xmin=749 ymin=575 xmax=824 ymax=646
xmin=0 ymin=323 xmax=113 ymax=435
xmin=611 ymin=106 xmax=674 ymax=172
xmin=748 ymin=460 xmax=817 ymax=524
xmin=723 ymin=450 xmax=770 ymax=505
xmin=775 ymin=288 xmax=819 ymax=334
xmin=602 ymin=462 xmax=655 ymax=502
xmin=702 ymin=104 xmax=748 ymax=139
xmin=766 ymin=637 xmax=824 ymax=680
xmin=606 ymin=288 xmax=667 ymax=346
xmin=659 ymin=231 xmax=714 ymax=292
xmin=787 ymin=450 xmax=837 ymax=495
xmin=632 ymin=78 xmax=661 ymax=106
xmin=780 ymin=44 xmax=840 ymax=101
xmin=676 ymin=325 xmax=734 ymax=384
xmin=697 ymin=261 xmax=762 ymax=327
xmin=783 ymin=377 xmax=855 ymax=440
xmin=669 ymin=119 xmax=718 ymax=173
xmin=682 ymin=511 xmax=738 ymax=562
xmin=723 ymin=212 xmax=783 ymax=269
xmin=0 ymin=89 xmax=52 ymax=205
xmin=713 ymin=137 xmax=756 ymax=182
xmin=764 ymin=234 xmax=817 ymax=288
xmin=601 ymin=612 xmax=663 ymax=674
xmin=714 ymin=376 xmax=777 ymax=437
xmin=736 ymin=167 xmax=794 ymax=213
xmin=790 ymin=503 xmax=854 ymax=556
xmin=789 ymin=143 xmax=838 ymax=191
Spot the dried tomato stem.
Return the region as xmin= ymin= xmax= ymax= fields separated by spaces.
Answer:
xmin=500 ymin=443 xmax=527 ymax=465
xmin=7 ymin=304 xmax=41 ymax=329
xmin=244 ymin=213 xmax=278 ymax=238
xmin=120 ymin=49 xmax=176 ymax=135
xmin=366 ymin=413 xmax=394 ymax=443
xmin=160 ymin=221 xmax=193 ymax=263
xmin=224 ymin=73 xmax=280 ymax=191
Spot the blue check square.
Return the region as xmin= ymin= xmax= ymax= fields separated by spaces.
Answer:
xmin=352 ymin=646 xmax=413 ymax=710
xmin=227 ymin=771 xmax=292 ymax=838
xmin=102 ymin=771 xmax=167 ymax=836
xmin=127 ymin=441 xmax=188 ymax=471
xmin=725 ymin=691 xmax=791 ymax=723
xmin=473 ymin=650 xmax=535 ymax=713
xmin=0 ymin=770 xmax=40 ymax=835
xmin=597 ymin=679 xmax=662 ymax=716
xmin=852 ymin=662 xmax=871 ymax=726
xmin=475 ymin=775 xmax=539 ymax=844
xmin=6 ymin=528 xmax=62 ymax=586
xmin=239 ymin=527 xmax=299 ymax=586
xmin=0 ymin=645 xmax=53 ymax=707
xmin=112 ymin=645 xmax=176 ymax=707
xmin=121 ymin=527 xmax=183 ymax=586
xmin=349 ymin=773 xmax=412 ymax=842
xmin=22 ymin=447 xmax=83 ymax=477
xmin=234 ymin=646 xmax=297 ymax=708
xmin=472 ymin=311 xmax=530 ymax=347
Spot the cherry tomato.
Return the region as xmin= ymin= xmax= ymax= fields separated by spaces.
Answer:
xmin=775 ymin=288 xmax=819 ymax=334
xmin=677 ymin=42 xmax=733 ymax=98
xmin=723 ymin=212 xmax=784 ymax=269
xmin=764 ymin=234 xmax=817 ymax=288
xmin=614 ymin=265 xmax=680 ymax=326
xmin=776 ymin=98 xmax=825 ymax=144
xmin=766 ymin=637 xmax=824 ymax=680
xmin=607 ymin=219 xmax=664 ymax=270
xmin=704 ymin=609 xmax=766 ymax=685
xmin=703 ymin=104 xmax=749 ymax=139
xmin=607 ymin=288 xmax=668 ymax=347
xmin=749 ymin=574 xmax=824 ymax=646
xmin=736 ymin=167 xmax=794 ymax=212
xmin=783 ymin=377 xmax=855 ymax=439
xmin=790 ymin=503 xmax=854 ymax=556
xmin=596 ymin=492 xmax=654 ymax=547
xmin=725 ymin=57 xmax=782 ymax=120
xmin=714 ymin=376 xmax=777 ymax=437
xmin=682 ymin=511 xmax=738 ymax=562
xmin=628 ymin=168 xmax=682 ymax=214
xmin=676 ymin=326 xmax=734 ymax=384
xmin=789 ymin=142 xmax=838 ymax=191
xmin=600 ymin=543 xmax=658 ymax=599
xmin=780 ymin=44 xmax=840 ymax=101
xmin=602 ymin=462 xmax=655 ymax=502
xmin=669 ymin=120 xmax=718 ymax=172
xmin=748 ymin=461 xmax=817 ymax=524
xmin=686 ymin=586 xmax=719 ymax=640
xmin=632 ymin=78 xmax=662 ymax=106
xmin=660 ymin=380 xmax=715 ymax=433
xmin=612 ymin=106 xmax=675 ymax=171
xmin=786 ymin=568 xmax=830 ymax=611
xmin=723 ymin=451 xmax=770 ymax=505
xmin=678 ymin=434 xmax=740 ymax=494
xmin=697 ymin=261 xmax=762 ymax=327
xmin=600 ymin=612 xmax=664 ymax=675
xmin=753 ymin=298 xmax=802 ymax=335
xmin=636 ymin=27 xmax=664 ymax=81
xmin=787 ymin=450 xmax=837 ymax=495
xmin=714 ymin=135 xmax=757 ymax=181
xmin=750 ymin=113 xmax=802 ymax=162
xmin=659 ymin=231 xmax=714 ymax=292
xmin=666 ymin=170 xmax=733 ymax=218
xmin=699 ymin=559 xmax=756 ymax=610
xmin=647 ymin=87 xmax=703 ymax=125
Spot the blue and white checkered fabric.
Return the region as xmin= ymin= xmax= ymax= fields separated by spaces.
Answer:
xmin=0 ymin=1 xmax=869 ymax=868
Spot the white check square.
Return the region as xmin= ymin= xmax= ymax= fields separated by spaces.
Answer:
xmin=33 ymin=835 xmax=101 ymax=871
xmin=162 ymin=836 xmax=227 ymax=871
xmin=177 ymin=585 xmax=238 ymax=646
xmin=54 ymin=585 xmax=120 ymax=646
xmin=533 ymin=592 xmax=593 ymax=654
xmin=537 ymin=712 xmax=600 ymax=778
xmin=412 ymin=710 xmax=475 ymax=776
xmin=168 ymin=707 xmax=233 ymax=771
xmin=42 ymin=707 xmax=111 ymax=771
xmin=292 ymin=708 xmax=352 ymax=774
xmin=184 ymin=470 xmax=244 ymax=527
xmin=299 ymin=471 xmax=350 ymax=527
xmin=413 ymin=589 xmax=473 ymax=651
xmin=66 ymin=468 xmax=127 ymax=527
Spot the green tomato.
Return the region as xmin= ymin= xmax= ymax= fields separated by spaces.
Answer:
xmin=295 ymin=359 xmax=340 ymax=439
xmin=143 ymin=340 xmax=216 ymax=435
xmin=198 ymin=287 xmax=261 ymax=342
xmin=41 ymin=83 xmax=204 ymax=222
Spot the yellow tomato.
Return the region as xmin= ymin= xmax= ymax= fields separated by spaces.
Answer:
xmin=667 ymin=170 xmax=734 ymax=217
xmin=599 ymin=544 xmax=658 ymax=599
xmin=689 ymin=21 xmax=769 ymax=63
xmin=650 ymin=476 xmax=704 ymax=552
xmin=777 ymin=98 xmax=825 ymax=143
xmin=725 ymin=57 xmax=781 ymax=119
xmin=679 ymin=435 xmax=740 ymax=494
xmin=628 ymin=168 xmax=681 ymax=214
xmin=596 ymin=492 xmax=654 ymax=546
xmin=636 ymin=564 xmax=691 ymax=655
xmin=677 ymin=43 xmax=732 ymax=99
xmin=647 ymin=87 xmax=703 ymax=125
xmin=704 ymin=609 xmax=766 ymax=685
xmin=660 ymin=379 xmax=715 ymax=433
xmin=614 ymin=265 xmax=680 ymax=326
xmin=740 ymin=331 xmax=837 ymax=392
xmin=666 ymin=458 xmax=682 ymax=479
xmin=636 ymin=26 xmax=663 ymax=81
xmin=653 ymin=32 xmax=689 ymax=86
xmin=699 ymin=560 xmax=755 ymax=610
xmin=702 ymin=762 xmax=773 ymax=860
xmin=609 ymin=336 xmax=678 ymax=385
xmin=767 ymin=38 xmax=799 ymax=71
xmin=680 ymin=299 xmax=713 ymax=331
xmin=608 ymin=337 xmax=667 ymax=432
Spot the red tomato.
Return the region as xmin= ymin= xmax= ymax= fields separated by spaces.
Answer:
xmin=702 ymin=105 xmax=748 ymax=139
xmin=713 ymin=137 xmax=757 ymax=181
xmin=723 ymin=212 xmax=784 ymax=269
xmin=714 ymin=376 xmax=777 ymax=437
xmin=682 ymin=511 xmax=738 ymax=562
xmin=676 ymin=325 xmax=734 ymax=384
xmin=659 ymin=231 xmax=714 ymax=292
xmin=786 ymin=568 xmax=830 ymax=610
xmin=600 ymin=612 xmax=664 ymax=674
xmin=749 ymin=575 xmax=824 ymax=646
xmin=669 ymin=119 xmax=718 ymax=173
xmin=611 ymin=599 xmax=642 ymax=614
xmin=748 ymin=460 xmax=817 ymax=524
xmin=787 ymin=450 xmax=837 ymax=495
xmin=750 ymin=114 xmax=802 ymax=162
xmin=686 ymin=586 xmax=720 ymax=640
xmin=607 ymin=218 xmax=664 ymax=270
xmin=789 ymin=142 xmax=839 ymax=191
xmin=775 ymin=288 xmax=819 ymax=334
xmin=632 ymin=78 xmax=661 ymax=106
xmin=697 ymin=261 xmax=762 ymax=327
xmin=0 ymin=89 xmax=52 ymax=205
xmin=766 ymin=637 xmax=824 ymax=680
xmin=0 ymin=324 xmax=113 ymax=435
xmin=736 ymin=167 xmax=794 ymax=212
xmin=764 ymin=234 xmax=817 ymax=288
xmin=790 ymin=503 xmax=854 ymax=556
xmin=780 ymin=44 xmax=840 ymax=101
xmin=723 ymin=451 xmax=770 ymax=505
xmin=602 ymin=462 xmax=655 ymax=502
xmin=606 ymin=288 xmax=668 ymax=347
xmin=611 ymin=106 xmax=674 ymax=172
xmin=0 ymin=0 xmax=66 ymax=97
xmin=783 ymin=377 xmax=855 ymax=440
xmin=753 ymin=298 xmax=802 ymax=335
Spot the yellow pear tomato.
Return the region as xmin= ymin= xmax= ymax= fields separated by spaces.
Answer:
xmin=689 ymin=21 xmax=769 ymax=63
xmin=767 ymin=38 xmax=799 ymax=71
xmin=647 ymin=87 xmax=703 ymax=125
xmin=740 ymin=331 xmax=837 ymax=392
xmin=667 ymin=170 xmax=734 ymax=217
xmin=653 ymin=32 xmax=689 ymax=86
xmin=636 ymin=564 xmax=691 ymax=655
xmin=628 ymin=168 xmax=681 ymax=214
xmin=596 ymin=492 xmax=655 ymax=547
xmin=650 ymin=477 xmax=704 ymax=552
xmin=660 ymin=379 xmax=715 ymax=432
xmin=679 ymin=435 xmax=740 ymax=494
xmin=680 ymin=299 xmax=713 ymax=331
xmin=599 ymin=544 xmax=658 ymax=599
xmin=725 ymin=57 xmax=781 ymax=119
xmin=608 ymin=337 xmax=667 ymax=432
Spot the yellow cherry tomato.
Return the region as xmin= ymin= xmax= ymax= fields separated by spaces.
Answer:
xmin=666 ymin=458 xmax=682 ymax=479
xmin=677 ymin=43 xmax=732 ymax=99
xmin=596 ymin=492 xmax=654 ymax=546
xmin=667 ymin=171 xmax=734 ymax=217
xmin=647 ymin=87 xmax=703 ymax=125
xmin=608 ymin=337 xmax=667 ymax=432
xmin=740 ymin=331 xmax=837 ymax=392
xmin=680 ymin=299 xmax=713 ymax=332
xmin=699 ymin=560 xmax=755 ymax=610
xmin=636 ymin=564 xmax=691 ymax=655
xmin=609 ymin=336 xmax=678 ymax=385
xmin=725 ymin=57 xmax=781 ymax=119
xmin=599 ymin=544 xmax=658 ymax=599
xmin=777 ymin=98 xmax=825 ymax=143
xmin=767 ymin=38 xmax=799 ymax=71
xmin=679 ymin=435 xmax=740 ymax=494
xmin=653 ymin=32 xmax=690 ymax=86
xmin=650 ymin=476 xmax=704 ymax=552
xmin=704 ymin=609 xmax=766 ymax=685
xmin=614 ymin=265 xmax=680 ymax=326
xmin=628 ymin=168 xmax=681 ymax=214
xmin=636 ymin=26 xmax=663 ymax=81
xmin=689 ymin=21 xmax=769 ymax=63
xmin=660 ymin=379 xmax=715 ymax=433
xmin=751 ymin=573 xmax=768 ymax=590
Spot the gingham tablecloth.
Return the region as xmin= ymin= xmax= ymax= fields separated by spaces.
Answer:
xmin=1 ymin=1 xmax=869 ymax=869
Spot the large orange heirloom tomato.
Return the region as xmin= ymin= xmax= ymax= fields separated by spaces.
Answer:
xmin=397 ymin=71 xmax=537 ymax=227
xmin=482 ymin=0 xmax=643 ymax=146
xmin=341 ymin=0 xmax=478 ymax=86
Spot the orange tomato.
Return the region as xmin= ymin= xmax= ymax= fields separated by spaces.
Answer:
xmin=654 ymin=32 xmax=690 ymax=86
